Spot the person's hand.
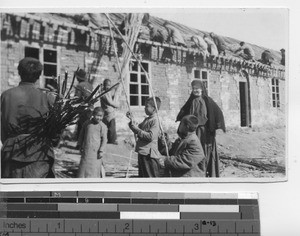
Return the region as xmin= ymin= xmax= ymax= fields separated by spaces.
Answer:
xmin=159 ymin=155 xmax=166 ymax=168
xmin=126 ymin=111 xmax=133 ymax=120
xmin=97 ymin=151 xmax=103 ymax=159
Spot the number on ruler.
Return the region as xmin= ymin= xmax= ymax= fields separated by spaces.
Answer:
xmin=202 ymin=220 xmax=217 ymax=226
xmin=124 ymin=223 xmax=130 ymax=230
xmin=194 ymin=223 xmax=199 ymax=230
xmin=58 ymin=222 xmax=61 ymax=229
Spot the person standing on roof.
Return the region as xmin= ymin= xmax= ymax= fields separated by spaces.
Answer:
xmin=163 ymin=22 xmax=187 ymax=47
xmin=203 ymin=35 xmax=218 ymax=57
xmin=191 ymin=35 xmax=209 ymax=59
xmin=74 ymin=69 xmax=94 ymax=140
xmin=234 ymin=42 xmax=255 ymax=61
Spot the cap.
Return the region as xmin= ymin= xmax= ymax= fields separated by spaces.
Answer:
xmin=75 ymin=69 xmax=87 ymax=81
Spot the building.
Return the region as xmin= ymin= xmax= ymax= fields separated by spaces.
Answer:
xmin=1 ymin=13 xmax=286 ymax=133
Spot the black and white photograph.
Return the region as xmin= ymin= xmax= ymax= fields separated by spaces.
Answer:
xmin=0 ymin=8 xmax=288 ymax=181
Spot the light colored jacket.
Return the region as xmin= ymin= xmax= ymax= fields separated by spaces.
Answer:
xmin=129 ymin=114 xmax=160 ymax=159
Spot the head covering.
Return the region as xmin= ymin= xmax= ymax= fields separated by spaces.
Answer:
xmin=191 ymin=79 xmax=203 ymax=88
xmin=181 ymin=115 xmax=199 ymax=132
xmin=75 ymin=69 xmax=87 ymax=81
xmin=280 ymin=48 xmax=285 ymax=52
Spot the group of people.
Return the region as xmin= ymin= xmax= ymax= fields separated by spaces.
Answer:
xmin=1 ymin=57 xmax=225 ymax=179
xmin=148 ymin=22 xmax=285 ymax=66
xmin=0 ymin=58 xmax=120 ymax=178
xmin=126 ymin=79 xmax=225 ymax=178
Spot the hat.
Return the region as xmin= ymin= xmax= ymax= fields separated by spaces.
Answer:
xmin=75 ymin=69 xmax=87 ymax=81
xmin=191 ymin=79 xmax=203 ymax=88
xmin=280 ymin=48 xmax=285 ymax=52
xmin=181 ymin=115 xmax=199 ymax=131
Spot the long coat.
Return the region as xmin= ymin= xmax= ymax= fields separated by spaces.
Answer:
xmin=77 ymin=119 xmax=107 ymax=178
xmin=1 ymin=82 xmax=55 ymax=178
xmin=165 ymin=133 xmax=206 ymax=177
xmin=176 ymin=94 xmax=225 ymax=177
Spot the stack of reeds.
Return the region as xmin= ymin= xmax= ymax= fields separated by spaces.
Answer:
xmin=16 ymin=70 xmax=119 ymax=150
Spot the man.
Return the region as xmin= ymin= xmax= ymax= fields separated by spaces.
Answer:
xmin=100 ymin=79 xmax=119 ymax=144
xmin=260 ymin=50 xmax=274 ymax=66
xmin=74 ymin=69 xmax=93 ymax=140
xmin=234 ymin=41 xmax=255 ymax=61
xmin=148 ymin=23 xmax=167 ymax=44
xmin=210 ymin=32 xmax=228 ymax=56
xmin=191 ymin=35 xmax=209 ymax=59
xmin=163 ymin=22 xmax=187 ymax=47
xmin=1 ymin=57 xmax=56 ymax=178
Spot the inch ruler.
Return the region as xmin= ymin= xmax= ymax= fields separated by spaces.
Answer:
xmin=0 ymin=191 xmax=260 ymax=236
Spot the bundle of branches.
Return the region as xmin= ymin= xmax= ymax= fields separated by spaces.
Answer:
xmin=12 ymin=76 xmax=120 ymax=155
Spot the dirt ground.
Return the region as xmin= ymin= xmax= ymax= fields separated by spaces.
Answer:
xmin=54 ymin=126 xmax=286 ymax=179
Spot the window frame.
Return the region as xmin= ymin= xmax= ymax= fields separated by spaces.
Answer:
xmin=271 ymin=77 xmax=280 ymax=108
xmin=24 ymin=44 xmax=60 ymax=89
xmin=191 ymin=68 xmax=209 ymax=94
xmin=128 ymin=60 xmax=151 ymax=108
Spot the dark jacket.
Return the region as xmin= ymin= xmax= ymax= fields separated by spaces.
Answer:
xmin=164 ymin=133 xmax=206 ymax=177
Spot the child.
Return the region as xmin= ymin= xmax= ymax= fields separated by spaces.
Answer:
xmin=77 ymin=107 xmax=107 ymax=178
xmin=162 ymin=115 xmax=206 ymax=177
xmin=127 ymin=97 xmax=161 ymax=177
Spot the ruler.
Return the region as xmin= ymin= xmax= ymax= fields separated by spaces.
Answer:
xmin=0 ymin=191 xmax=260 ymax=236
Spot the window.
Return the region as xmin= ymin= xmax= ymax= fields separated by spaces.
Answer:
xmin=192 ymin=68 xmax=209 ymax=91
xmin=129 ymin=60 xmax=150 ymax=107
xmin=25 ymin=47 xmax=58 ymax=89
xmin=271 ymin=78 xmax=280 ymax=108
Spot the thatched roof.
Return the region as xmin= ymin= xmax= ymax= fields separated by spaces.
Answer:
xmin=31 ymin=13 xmax=284 ymax=67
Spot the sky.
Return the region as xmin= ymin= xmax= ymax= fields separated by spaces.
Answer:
xmin=151 ymin=8 xmax=288 ymax=51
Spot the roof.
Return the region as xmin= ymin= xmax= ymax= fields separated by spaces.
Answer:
xmin=14 ymin=13 xmax=285 ymax=69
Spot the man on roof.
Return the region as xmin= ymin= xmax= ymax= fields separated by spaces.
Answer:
xmin=191 ymin=35 xmax=209 ymax=59
xmin=209 ymin=32 xmax=228 ymax=56
xmin=163 ymin=21 xmax=187 ymax=47
xmin=260 ymin=50 xmax=274 ymax=66
xmin=148 ymin=23 xmax=167 ymax=44
xmin=234 ymin=41 xmax=255 ymax=61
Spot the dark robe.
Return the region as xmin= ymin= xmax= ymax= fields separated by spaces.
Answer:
xmin=176 ymin=94 xmax=226 ymax=177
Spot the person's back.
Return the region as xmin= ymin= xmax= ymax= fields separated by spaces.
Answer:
xmin=203 ymin=36 xmax=218 ymax=57
xmin=1 ymin=57 xmax=56 ymax=178
xmin=164 ymin=23 xmax=186 ymax=47
xmin=1 ymin=83 xmax=53 ymax=143
xmin=261 ymin=50 xmax=274 ymax=65
xmin=210 ymin=32 xmax=227 ymax=55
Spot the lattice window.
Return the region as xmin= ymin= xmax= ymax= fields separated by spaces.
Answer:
xmin=271 ymin=78 xmax=280 ymax=108
xmin=192 ymin=68 xmax=209 ymax=92
xmin=129 ymin=60 xmax=150 ymax=107
xmin=25 ymin=46 xmax=58 ymax=89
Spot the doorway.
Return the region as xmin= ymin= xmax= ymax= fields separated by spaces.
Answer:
xmin=239 ymin=81 xmax=250 ymax=127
